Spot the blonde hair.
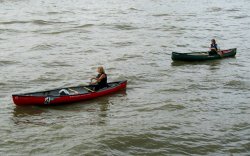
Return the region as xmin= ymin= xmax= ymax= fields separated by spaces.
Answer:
xmin=98 ymin=66 xmax=105 ymax=74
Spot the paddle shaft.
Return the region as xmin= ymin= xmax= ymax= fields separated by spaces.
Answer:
xmin=68 ymin=88 xmax=79 ymax=94
xmin=84 ymin=87 xmax=95 ymax=92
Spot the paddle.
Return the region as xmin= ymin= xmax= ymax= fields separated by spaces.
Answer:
xmin=84 ymin=87 xmax=95 ymax=92
xmin=68 ymin=88 xmax=79 ymax=94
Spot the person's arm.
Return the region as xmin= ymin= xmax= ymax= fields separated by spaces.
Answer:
xmin=210 ymin=47 xmax=217 ymax=51
xmin=90 ymin=77 xmax=97 ymax=84
xmin=96 ymin=74 xmax=106 ymax=83
xmin=210 ymin=44 xmax=213 ymax=50
xmin=215 ymin=44 xmax=218 ymax=51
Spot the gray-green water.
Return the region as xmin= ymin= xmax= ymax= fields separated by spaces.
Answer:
xmin=1 ymin=0 xmax=250 ymax=155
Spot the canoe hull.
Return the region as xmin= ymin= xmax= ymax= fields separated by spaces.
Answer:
xmin=12 ymin=81 xmax=127 ymax=106
xmin=172 ymin=48 xmax=237 ymax=61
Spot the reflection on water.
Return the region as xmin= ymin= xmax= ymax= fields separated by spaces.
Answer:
xmin=12 ymin=90 xmax=127 ymax=127
xmin=12 ymin=106 xmax=47 ymax=117
xmin=12 ymin=106 xmax=49 ymax=126
xmin=170 ymin=59 xmax=230 ymax=67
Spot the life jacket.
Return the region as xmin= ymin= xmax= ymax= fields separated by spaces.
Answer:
xmin=211 ymin=43 xmax=218 ymax=51
xmin=96 ymin=73 xmax=108 ymax=88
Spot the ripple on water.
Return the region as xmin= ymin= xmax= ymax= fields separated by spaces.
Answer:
xmin=136 ymin=102 xmax=185 ymax=112
xmin=12 ymin=106 xmax=48 ymax=117
xmin=100 ymin=132 xmax=226 ymax=155
xmin=152 ymin=13 xmax=170 ymax=17
xmin=0 ymin=28 xmax=23 ymax=33
xmin=113 ymin=24 xmax=138 ymax=30
xmin=112 ymin=41 xmax=134 ymax=47
xmin=155 ymin=25 xmax=186 ymax=32
xmin=226 ymin=9 xmax=240 ymax=12
xmin=0 ymin=82 xmax=7 ymax=86
xmin=73 ymin=24 xmax=94 ymax=28
xmin=100 ymin=133 xmax=168 ymax=155
xmin=187 ymin=84 xmax=218 ymax=91
xmin=224 ymin=80 xmax=250 ymax=90
xmin=176 ymin=44 xmax=189 ymax=47
xmin=0 ymin=60 xmax=19 ymax=66
xmin=229 ymin=15 xmax=249 ymax=19
xmin=47 ymin=11 xmax=75 ymax=15
xmin=129 ymin=7 xmax=142 ymax=11
xmin=30 ymin=76 xmax=63 ymax=83
xmin=30 ymin=44 xmax=54 ymax=51
xmin=228 ymin=62 xmax=246 ymax=67
xmin=154 ymin=103 xmax=186 ymax=111
xmin=41 ymin=28 xmax=75 ymax=35
xmin=0 ymin=20 xmax=29 ymax=25
xmin=206 ymin=7 xmax=223 ymax=12
xmin=158 ymin=87 xmax=186 ymax=92
xmin=152 ymin=125 xmax=179 ymax=131
xmin=113 ymin=54 xmax=143 ymax=61
xmin=0 ymin=20 xmax=66 ymax=25
xmin=42 ymin=61 xmax=73 ymax=67
xmin=231 ymin=122 xmax=250 ymax=132
xmin=47 ymin=11 xmax=61 ymax=15
xmin=31 ymin=20 xmax=55 ymax=25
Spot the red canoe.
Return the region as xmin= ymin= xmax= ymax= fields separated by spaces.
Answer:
xmin=12 ymin=81 xmax=127 ymax=106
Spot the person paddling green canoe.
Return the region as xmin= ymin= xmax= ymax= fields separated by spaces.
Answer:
xmin=209 ymin=39 xmax=222 ymax=56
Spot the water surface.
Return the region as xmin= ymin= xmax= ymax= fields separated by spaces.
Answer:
xmin=0 ymin=0 xmax=250 ymax=155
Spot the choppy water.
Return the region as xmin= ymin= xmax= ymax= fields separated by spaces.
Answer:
xmin=1 ymin=0 xmax=250 ymax=155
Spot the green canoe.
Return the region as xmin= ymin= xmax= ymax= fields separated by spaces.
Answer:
xmin=172 ymin=48 xmax=237 ymax=61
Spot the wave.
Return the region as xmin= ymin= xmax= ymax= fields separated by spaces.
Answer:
xmin=47 ymin=11 xmax=60 ymax=15
xmin=231 ymin=122 xmax=250 ymax=132
xmin=32 ymin=20 xmax=51 ymax=25
xmin=0 ymin=82 xmax=7 ymax=86
xmin=224 ymin=80 xmax=250 ymax=90
xmin=30 ymin=76 xmax=63 ymax=83
xmin=176 ymin=44 xmax=189 ymax=47
xmin=30 ymin=44 xmax=54 ymax=51
xmin=206 ymin=7 xmax=223 ymax=12
xmin=129 ymin=7 xmax=142 ymax=11
xmin=42 ymin=61 xmax=73 ymax=67
xmin=0 ymin=28 xmax=24 ymax=33
xmin=159 ymin=103 xmax=186 ymax=111
xmin=152 ymin=13 xmax=170 ymax=17
xmin=113 ymin=54 xmax=142 ymax=61
xmin=112 ymin=41 xmax=134 ymax=47
xmin=230 ymin=15 xmax=249 ymax=19
xmin=0 ymin=60 xmax=19 ymax=66
xmin=0 ymin=20 xmax=65 ymax=25
xmin=74 ymin=24 xmax=94 ymax=28
xmin=0 ymin=21 xmax=29 ymax=24
xmin=41 ymin=28 xmax=75 ymax=34
xmin=139 ymin=102 xmax=186 ymax=112
xmin=226 ymin=9 xmax=240 ymax=12
xmin=114 ymin=24 xmax=138 ymax=30
xmin=158 ymin=88 xmax=185 ymax=92
xmin=187 ymin=84 xmax=217 ymax=90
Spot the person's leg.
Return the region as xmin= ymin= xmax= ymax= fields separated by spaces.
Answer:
xmin=209 ymin=50 xmax=217 ymax=55
xmin=94 ymin=85 xmax=100 ymax=91
xmin=217 ymin=51 xmax=222 ymax=57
